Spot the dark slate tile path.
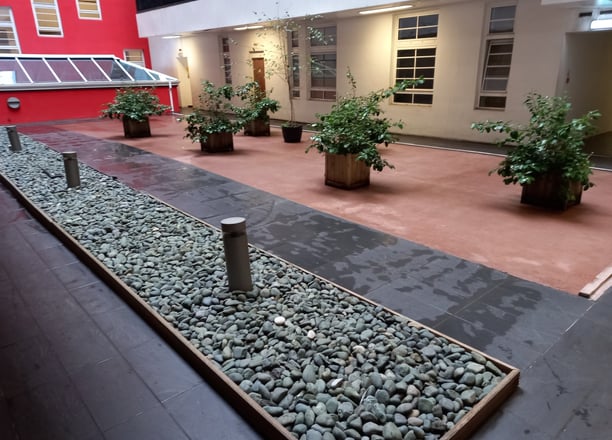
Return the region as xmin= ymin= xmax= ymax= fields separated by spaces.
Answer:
xmin=1 ymin=125 xmax=610 ymax=439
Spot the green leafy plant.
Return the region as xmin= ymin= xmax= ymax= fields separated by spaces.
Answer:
xmin=183 ymin=80 xmax=243 ymax=143
xmin=233 ymin=81 xmax=280 ymax=124
xmin=101 ymin=87 xmax=170 ymax=122
xmin=307 ymin=70 xmax=421 ymax=172
xmin=252 ymin=5 xmax=326 ymax=127
xmin=471 ymin=93 xmax=600 ymax=190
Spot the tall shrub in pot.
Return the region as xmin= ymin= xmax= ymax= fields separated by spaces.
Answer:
xmin=101 ymin=87 xmax=170 ymax=138
xmin=234 ymin=81 xmax=280 ymax=136
xmin=183 ymin=80 xmax=243 ymax=153
xmin=472 ymin=93 xmax=600 ymax=209
xmin=251 ymin=7 xmax=329 ymax=142
xmin=307 ymin=70 xmax=421 ymax=189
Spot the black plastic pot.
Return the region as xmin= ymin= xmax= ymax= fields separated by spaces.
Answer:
xmin=281 ymin=124 xmax=303 ymax=143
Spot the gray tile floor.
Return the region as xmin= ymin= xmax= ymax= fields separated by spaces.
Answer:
xmin=1 ymin=128 xmax=611 ymax=439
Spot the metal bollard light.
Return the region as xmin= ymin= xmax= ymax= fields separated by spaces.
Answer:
xmin=221 ymin=217 xmax=253 ymax=292
xmin=62 ymin=151 xmax=81 ymax=188
xmin=6 ymin=125 xmax=22 ymax=151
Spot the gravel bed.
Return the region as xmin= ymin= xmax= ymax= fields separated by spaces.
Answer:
xmin=0 ymin=132 xmax=507 ymax=440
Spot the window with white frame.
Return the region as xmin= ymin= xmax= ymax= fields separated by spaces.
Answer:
xmin=478 ymin=5 xmax=516 ymax=109
xmin=221 ymin=37 xmax=232 ymax=84
xmin=309 ymin=25 xmax=336 ymax=101
xmin=31 ymin=0 xmax=63 ymax=36
xmin=289 ymin=30 xmax=300 ymax=98
xmin=77 ymin=0 xmax=101 ymax=20
xmin=393 ymin=13 xmax=438 ymax=105
xmin=0 ymin=7 xmax=20 ymax=54
xmin=124 ymin=49 xmax=145 ymax=67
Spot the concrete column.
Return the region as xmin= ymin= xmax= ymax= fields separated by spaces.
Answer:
xmin=221 ymin=217 xmax=253 ymax=292
xmin=6 ymin=126 xmax=21 ymax=151
xmin=62 ymin=152 xmax=81 ymax=188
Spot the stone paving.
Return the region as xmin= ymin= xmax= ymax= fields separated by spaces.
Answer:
xmin=1 ymin=124 xmax=611 ymax=439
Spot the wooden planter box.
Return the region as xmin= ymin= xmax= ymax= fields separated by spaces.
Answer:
xmin=243 ymin=119 xmax=270 ymax=136
xmin=201 ymin=131 xmax=234 ymax=153
xmin=122 ymin=117 xmax=151 ymax=138
xmin=325 ymin=153 xmax=371 ymax=189
xmin=520 ymin=172 xmax=583 ymax=210
xmin=281 ymin=125 xmax=303 ymax=143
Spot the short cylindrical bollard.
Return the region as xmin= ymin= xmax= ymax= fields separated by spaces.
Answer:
xmin=62 ymin=151 xmax=81 ymax=188
xmin=6 ymin=125 xmax=21 ymax=151
xmin=221 ymin=217 xmax=253 ymax=292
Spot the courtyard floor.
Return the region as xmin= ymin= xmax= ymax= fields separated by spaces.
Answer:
xmin=1 ymin=117 xmax=611 ymax=439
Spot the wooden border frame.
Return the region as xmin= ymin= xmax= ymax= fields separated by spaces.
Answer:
xmin=0 ymin=170 xmax=519 ymax=440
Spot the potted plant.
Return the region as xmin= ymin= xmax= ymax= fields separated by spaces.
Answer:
xmin=252 ymin=9 xmax=326 ymax=143
xmin=183 ymin=80 xmax=243 ymax=153
xmin=471 ymin=93 xmax=600 ymax=210
xmin=307 ymin=70 xmax=419 ymax=189
xmin=101 ymin=87 xmax=170 ymax=138
xmin=234 ymin=81 xmax=280 ymax=136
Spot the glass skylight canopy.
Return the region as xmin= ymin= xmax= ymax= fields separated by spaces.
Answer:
xmin=0 ymin=54 xmax=178 ymax=90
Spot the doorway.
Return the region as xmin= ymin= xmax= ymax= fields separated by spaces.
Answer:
xmin=252 ymin=57 xmax=266 ymax=92
xmin=564 ymin=30 xmax=612 ymax=156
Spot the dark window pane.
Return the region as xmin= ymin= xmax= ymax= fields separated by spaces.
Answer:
xmin=483 ymin=78 xmax=508 ymax=91
xmin=398 ymin=17 xmax=417 ymax=28
xmin=393 ymin=93 xmax=413 ymax=103
xmin=491 ymin=6 xmax=515 ymax=20
xmin=417 ymin=27 xmax=438 ymax=38
xmin=136 ymin=0 xmax=196 ymax=12
xmin=398 ymin=29 xmax=417 ymax=40
xmin=415 ymin=68 xmax=435 ymax=78
xmin=490 ymin=43 xmax=513 ymax=54
xmin=413 ymin=93 xmax=433 ymax=104
xmin=488 ymin=54 xmax=512 ymax=65
xmin=397 ymin=49 xmax=415 ymax=57
xmin=397 ymin=58 xmax=415 ymax=68
xmin=479 ymin=95 xmax=506 ymax=108
xmin=310 ymin=26 xmax=336 ymax=46
xmin=418 ymin=14 xmax=439 ymax=26
xmin=418 ymin=79 xmax=434 ymax=89
xmin=291 ymin=30 xmax=299 ymax=48
xmin=417 ymin=48 xmax=436 ymax=56
xmin=490 ymin=20 xmax=514 ymax=33
xmin=485 ymin=66 xmax=510 ymax=77
xmin=395 ymin=68 xmax=414 ymax=79
xmin=415 ymin=57 xmax=436 ymax=67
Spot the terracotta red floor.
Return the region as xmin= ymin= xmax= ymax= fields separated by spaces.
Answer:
xmin=46 ymin=116 xmax=612 ymax=295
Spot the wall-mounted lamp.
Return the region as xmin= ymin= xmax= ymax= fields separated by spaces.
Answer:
xmin=359 ymin=5 xmax=413 ymax=15
xmin=7 ymin=97 xmax=20 ymax=110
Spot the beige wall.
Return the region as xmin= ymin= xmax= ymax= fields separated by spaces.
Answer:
xmin=563 ymin=30 xmax=612 ymax=155
xmin=147 ymin=0 xmax=601 ymax=143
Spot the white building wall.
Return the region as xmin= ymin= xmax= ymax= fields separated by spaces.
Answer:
xmin=142 ymin=0 xmax=594 ymax=143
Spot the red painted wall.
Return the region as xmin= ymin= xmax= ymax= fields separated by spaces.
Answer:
xmin=6 ymin=0 xmax=150 ymax=66
xmin=1 ymin=87 xmax=178 ymax=125
xmin=0 ymin=1 xmax=174 ymax=124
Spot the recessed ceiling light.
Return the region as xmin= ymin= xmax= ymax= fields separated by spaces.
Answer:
xmin=359 ymin=5 xmax=413 ymax=15
xmin=234 ymin=25 xmax=264 ymax=31
xmin=162 ymin=35 xmax=181 ymax=39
